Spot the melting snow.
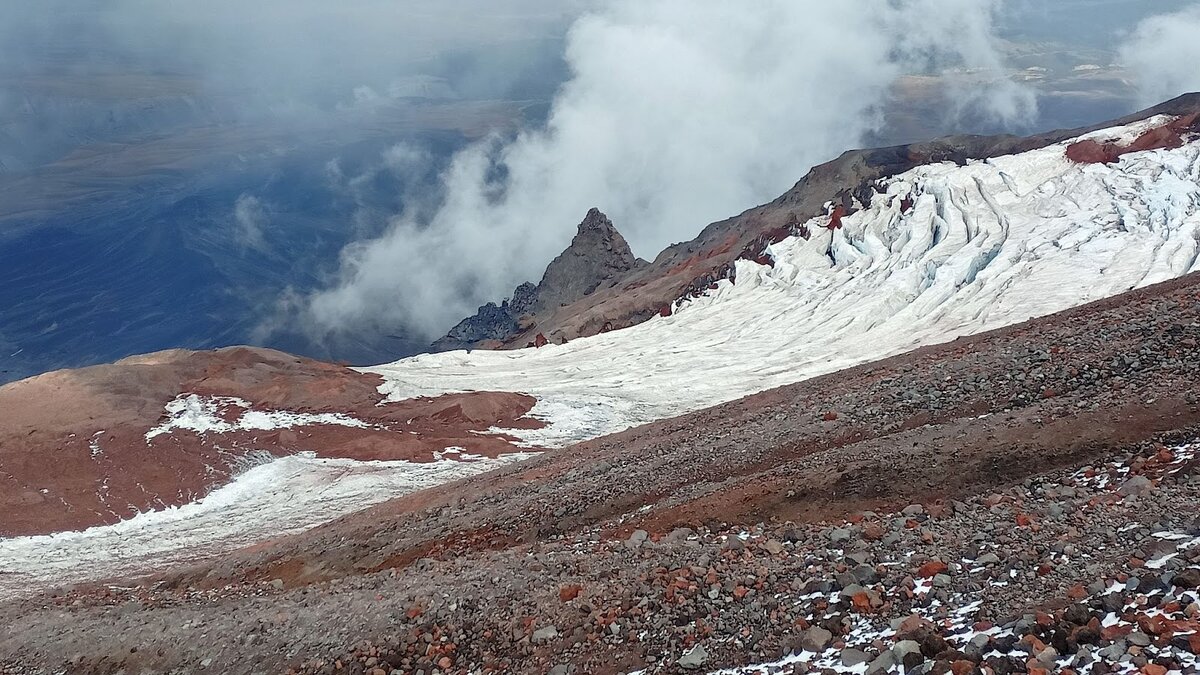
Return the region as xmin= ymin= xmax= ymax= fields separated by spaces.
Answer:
xmin=0 ymin=451 xmax=537 ymax=601
xmin=367 ymin=119 xmax=1200 ymax=447
xmin=145 ymin=394 xmax=374 ymax=441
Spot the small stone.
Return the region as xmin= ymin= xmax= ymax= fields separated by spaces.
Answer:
xmin=893 ymin=639 xmax=925 ymax=669
xmin=765 ymin=540 xmax=785 ymax=555
xmin=866 ymin=650 xmax=898 ymax=674
xmin=626 ymin=529 xmax=649 ymax=549
xmin=976 ymin=553 xmax=1001 ymax=565
xmin=532 ymin=626 xmax=559 ymax=644
xmin=830 ymin=528 xmax=853 ymax=544
xmin=1172 ymin=568 xmax=1200 ymax=589
xmin=1118 ymin=476 xmax=1154 ymax=497
xmin=1126 ymin=631 xmax=1151 ymax=647
xmin=799 ymin=626 xmax=833 ymax=652
xmin=678 ymin=645 xmax=708 ymax=670
xmin=841 ymin=649 xmax=870 ymax=667
xmin=270 ymin=579 xmax=284 ymax=590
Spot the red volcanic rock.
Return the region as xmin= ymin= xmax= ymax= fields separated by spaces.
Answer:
xmin=826 ymin=204 xmax=847 ymax=230
xmin=534 ymin=333 xmax=549 ymax=348
xmin=1067 ymin=113 xmax=1200 ymax=165
xmin=917 ymin=560 xmax=948 ymax=578
xmin=900 ymin=196 xmax=915 ymax=214
xmin=1066 ymin=139 xmax=1122 ymax=164
xmin=659 ymin=304 xmax=672 ymax=318
xmin=0 ymin=347 xmax=542 ymax=536
xmin=559 ymin=584 xmax=583 ymax=602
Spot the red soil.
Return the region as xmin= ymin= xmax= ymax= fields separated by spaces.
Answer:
xmin=0 ymin=347 xmax=540 ymax=536
xmin=1066 ymin=113 xmax=1199 ymax=165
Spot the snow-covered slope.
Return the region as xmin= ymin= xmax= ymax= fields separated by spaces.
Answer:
xmin=369 ymin=116 xmax=1200 ymax=447
xmin=0 ymin=451 xmax=535 ymax=600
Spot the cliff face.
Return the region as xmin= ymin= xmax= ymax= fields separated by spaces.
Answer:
xmin=434 ymin=208 xmax=644 ymax=350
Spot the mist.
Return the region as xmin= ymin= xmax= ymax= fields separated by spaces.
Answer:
xmin=0 ymin=1 xmax=587 ymax=173
xmin=302 ymin=0 xmax=1038 ymax=343
xmin=1118 ymin=3 xmax=1200 ymax=106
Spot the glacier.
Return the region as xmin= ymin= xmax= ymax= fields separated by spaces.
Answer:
xmin=368 ymin=116 xmax=1200 ymax=447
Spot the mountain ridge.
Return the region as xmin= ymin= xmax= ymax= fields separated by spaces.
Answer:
xmin=437 ymin=92 xmax=1200 ymax=351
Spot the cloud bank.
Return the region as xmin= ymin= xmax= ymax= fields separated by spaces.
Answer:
xmin=301 ymin=0 xmax=1036 ymax=344
xmin=1118 ymin=3 xmax=1200 ymax=106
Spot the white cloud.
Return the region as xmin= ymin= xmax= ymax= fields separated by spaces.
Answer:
xmin=232 ymin=194 xmax=269 ymax=250
xmin=1118 ymin=4 xmax=1200 ymax=106
xmin=297 ymin=0 xmax=1036 ymax=343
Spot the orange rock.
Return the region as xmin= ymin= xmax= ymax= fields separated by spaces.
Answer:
xmin=1101 ymin=624 xmax=1132 ymax=641
xmin=559 ymin=584 xmax=582 ymax=602
xmin=1023 ymin=634 xmax=1048 ymax=652
xmin=917 ymin=561 xmax=948 ymax=578
xmin=1137 ymin=614 xmax=1167 ymax=636
xmin=951 ymin=659 xmax=977 ymax=675
xmin=851 ymin=592 xmax=872 ymax=611
xmin=1067 ymin=584 xmax=1088 ymax=600
xmin=1140 ymin=665 xmax=1168 ymax=675
xmin=1016 ymin=513 xmax=1034 ymax=527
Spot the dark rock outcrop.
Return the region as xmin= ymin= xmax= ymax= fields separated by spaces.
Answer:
xmin=434 ymin=208 xmax=645 ymax=350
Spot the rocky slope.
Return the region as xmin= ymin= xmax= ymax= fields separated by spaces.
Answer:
xmin=435 ymin=208 xmax=646 ymax=350
xmin=2 ymin=267 xmax=1198 ymax=675
xmin=2 ymin=97 xmax=1200 ymax=675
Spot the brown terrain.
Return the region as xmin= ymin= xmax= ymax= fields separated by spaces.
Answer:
xmin=0 ymin=346 xmax=540 ymax=536
xmin=1 ymin=267 xmax=1198 ymax=674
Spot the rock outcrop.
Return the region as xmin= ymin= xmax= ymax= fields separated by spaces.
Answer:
xmin=433 ymin=208 xmax=645 ymax=350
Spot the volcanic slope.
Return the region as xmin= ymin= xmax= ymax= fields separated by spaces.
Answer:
xmin=4 ymin=254 xmax=1199 ymax=675
xmin=3 ymin=105 xmax=1200 ymax=674
xmin=371 ymin=113 xmax=1200 ymax=448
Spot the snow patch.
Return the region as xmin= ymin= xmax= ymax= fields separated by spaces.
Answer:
xmin=0 ymin=451 xmax=537 ymax=601
xmin=145 ymin=394 xmax=374 ymax=441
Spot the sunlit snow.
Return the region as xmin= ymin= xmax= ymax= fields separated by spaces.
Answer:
xmin=369 ymin=117 xmax=1200 ymax=447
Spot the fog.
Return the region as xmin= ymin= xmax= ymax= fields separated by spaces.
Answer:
xmin=1118 ymin=4 xmax=1200 ymax=105
xmin=302 ymin=0 xmax=1038 ymax=341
